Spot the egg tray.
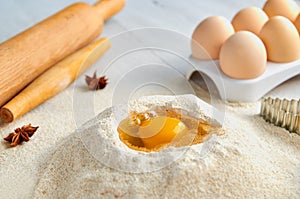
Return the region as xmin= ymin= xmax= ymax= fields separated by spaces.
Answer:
xmin=187 ymin=57 xmax=300 ymax=102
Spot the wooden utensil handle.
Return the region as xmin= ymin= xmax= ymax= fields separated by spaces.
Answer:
xmin=0 ymin=0 xmax=125 ymax=108
xmin=94 ymin=0 xmax=126 ymax=21
xmin=0 ymin=38 xmax=111 ymax=123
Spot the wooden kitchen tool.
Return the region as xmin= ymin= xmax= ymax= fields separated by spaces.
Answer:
xmin=0 ymin=38 xmax=111 ymax=123
xmin=0 ymin=0 xmax=125 ymax=107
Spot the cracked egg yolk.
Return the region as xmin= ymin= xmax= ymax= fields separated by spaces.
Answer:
xmin=138 ymin=116 xmax=188 ymax=149
xmin=118 ymin=115 xmax=188 ymax=150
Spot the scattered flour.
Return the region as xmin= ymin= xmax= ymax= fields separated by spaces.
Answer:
xmin=32 ymin=95 xmax=300 ymax=198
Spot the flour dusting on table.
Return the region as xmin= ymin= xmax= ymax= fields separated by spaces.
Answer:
xmin=32 ymin=95 xmax=300 ymax=198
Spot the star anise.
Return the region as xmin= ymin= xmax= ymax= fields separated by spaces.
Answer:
xmin=3 ymin=124 xmax=39 ymax=147
xmin=85 ymin=71 xmax=108 ymax=90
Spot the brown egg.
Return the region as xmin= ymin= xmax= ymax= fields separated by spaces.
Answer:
xmin=232 ymin=7 xmax=269 ymax=35
xmin=263 ymin=0 xmax=300 ymax=21
xmin=220 ymin=31 xmax=267 ymax=79
xmin=294 ymin=13 xmax=300 ymax=33
xmin=192 ymin=16 xmax=235 ymax=60
xmin=259 ymin=16 xmax=300 ymax=63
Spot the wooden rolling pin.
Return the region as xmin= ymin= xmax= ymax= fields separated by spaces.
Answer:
xmin=0 ymin=0 xmax=125 ymax=107
xmin=0 ymin=38 xmax=111 ymax=123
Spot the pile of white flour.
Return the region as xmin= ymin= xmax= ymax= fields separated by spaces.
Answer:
xmin=31 ymin=95 xmax=300 ymax=198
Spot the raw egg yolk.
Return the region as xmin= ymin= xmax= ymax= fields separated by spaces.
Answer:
xmin=138 ymin=116 xmax=188 ymax=149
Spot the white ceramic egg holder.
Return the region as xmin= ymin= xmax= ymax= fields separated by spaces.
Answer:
xmin=187 ymin=57 xmax=300 ymax=102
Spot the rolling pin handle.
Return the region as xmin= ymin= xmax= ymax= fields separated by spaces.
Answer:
xmin=94 ymin=0 xmax=125 ymax=21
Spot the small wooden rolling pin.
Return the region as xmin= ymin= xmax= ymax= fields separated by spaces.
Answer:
xmin=0 ymin=38 xmax=111 ymax=123
xmin=0 ymin=0 xmax=125 ymax=107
